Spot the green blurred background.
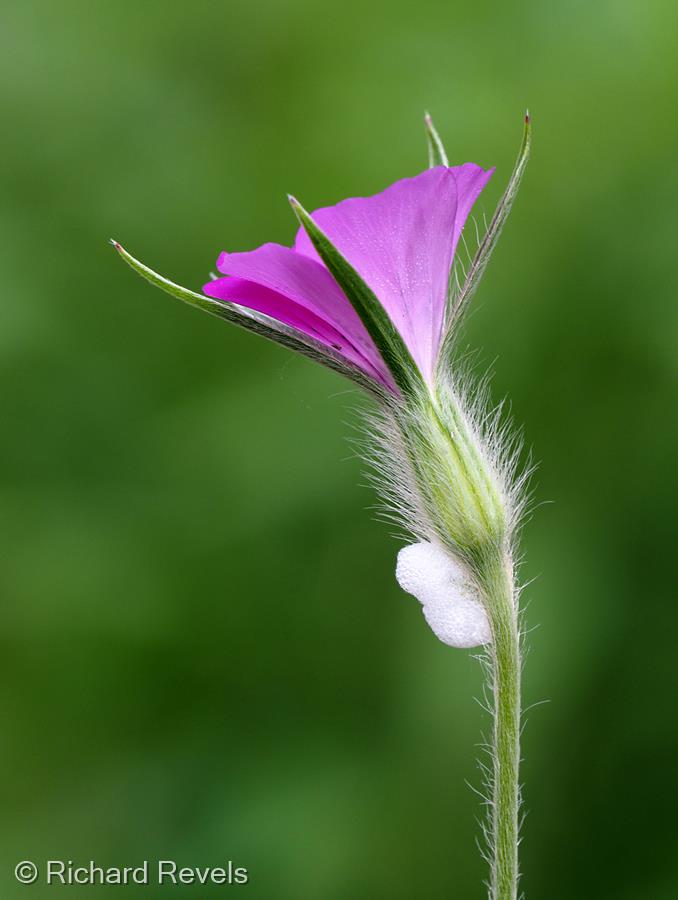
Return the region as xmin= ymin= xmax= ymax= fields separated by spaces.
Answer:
xmin=2 ymin=1 xmax=677 ymax=897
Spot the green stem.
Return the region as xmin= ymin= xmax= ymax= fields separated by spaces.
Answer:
xmin=483 ymin=551 xmax=521 ymax=900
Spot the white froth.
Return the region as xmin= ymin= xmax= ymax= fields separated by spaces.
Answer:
xmin=396 ymin=541 xmax=491 ymax=648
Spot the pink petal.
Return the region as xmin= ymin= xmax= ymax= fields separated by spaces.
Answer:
xmin=204 ymin=244 xmax=396 ymax=389
xmin=294 ymin=165 xmax=493 ymax=383
xmin=449 ymin=164 xmax=496 ymax=253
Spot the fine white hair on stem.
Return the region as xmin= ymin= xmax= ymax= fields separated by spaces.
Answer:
xmin=354 ymin=348 xmax=533 ymax=900
xmin=470 ymin=575 xmax=530 ymax=880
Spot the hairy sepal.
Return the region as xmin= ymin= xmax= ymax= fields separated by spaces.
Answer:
xmin=365 ymin=365 xmax=527 ymax=589
xmin=111 ymin=241 xmax=390 ymax=400
xmin=437 ymin=113 xmax=532 ymax=377
xmin=424 ymin=112 xmax=449 ymax=168
xmin=398 ymin=391 xmax=506 ymax=569
xmin=288 ymin=198 xmax=423 ymax=398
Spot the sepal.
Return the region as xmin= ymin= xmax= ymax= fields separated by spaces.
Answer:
xmin=424 ymin=112 xmax=449 ymax=168
xmin=437 ymin=112 xmax=531 ymax=377
xmin=288 ymin=197 xmax=423 ymax=397
xmin=111 ymin=241 xmax=390 ymax=399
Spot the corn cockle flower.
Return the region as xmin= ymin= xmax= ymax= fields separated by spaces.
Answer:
xmin=204 ymin=161 xmax=492 ymax=394
xmin=112 ymin=112 xmax=531 ymax=900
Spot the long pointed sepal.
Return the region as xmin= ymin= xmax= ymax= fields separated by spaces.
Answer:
xmin=438 ymin=113 xmax=532 ymax=377
xmin=288 ymin=196 xmax=423 ymax=396
xmin=111 ymin=241 xmax=391 ymax=399
xmin=424 ymin=112 xmax=449 ymax=168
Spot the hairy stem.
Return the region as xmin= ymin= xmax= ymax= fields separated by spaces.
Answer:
xmin=483 ymin=551 xmax=521 ymax=900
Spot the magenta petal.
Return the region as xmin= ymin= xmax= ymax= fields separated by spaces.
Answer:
xmin=216 ymin=243 xmax=357 ymax=335
xmin=294 ymin=165 xmax=493 ymax=382
xmin=450 ymin=163 xmax=495 ymax=255
xmin=215 ymin=243 xmax=391 ymax=375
